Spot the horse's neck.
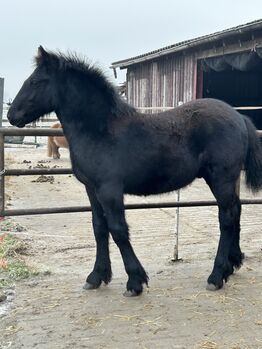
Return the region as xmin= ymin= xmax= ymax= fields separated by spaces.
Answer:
xmin=55 ymin=79 xmax=112 ymax=136
xmin=55 ymin=112 xmax=79 ymax=140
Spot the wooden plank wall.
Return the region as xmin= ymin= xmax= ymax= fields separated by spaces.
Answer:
xmin=126 ymin=54 xmax=196 ymax=111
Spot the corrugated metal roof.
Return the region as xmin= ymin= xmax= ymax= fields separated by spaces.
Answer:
xmin=111 ymin=19 xmax=262 ymax=69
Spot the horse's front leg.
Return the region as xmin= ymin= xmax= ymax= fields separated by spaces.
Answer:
xmin=96 ymin=184 xmax=148 ymax=296
xmin=83 ymin=186 xmax=112 ymax=290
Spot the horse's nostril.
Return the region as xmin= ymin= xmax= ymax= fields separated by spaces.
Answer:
xmin=7 ymin=110 xmax=13 ymax=121
xmin=6 ymin=108 xmax=25 ymax=127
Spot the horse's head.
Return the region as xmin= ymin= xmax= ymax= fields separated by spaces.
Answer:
xmin=8 ymin=46 xmax=57 ymax=127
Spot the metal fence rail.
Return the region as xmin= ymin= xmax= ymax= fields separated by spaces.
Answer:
xmin=1 ymin=127 xmax=262 ymax=218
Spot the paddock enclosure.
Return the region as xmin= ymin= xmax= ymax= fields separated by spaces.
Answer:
xmin=1 ymin=20 xmax=262 ymax=348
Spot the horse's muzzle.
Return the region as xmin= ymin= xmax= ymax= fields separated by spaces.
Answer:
xmin=7 ymin=109 xmax=26 ymax=128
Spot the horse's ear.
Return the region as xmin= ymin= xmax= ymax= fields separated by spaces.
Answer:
xmin=37 ymin=45 xmax=47 ymax=58
xmin=36 ymin=46 xmax=49 ymax=65
xmin=36 ymin=45 xmax=59 ymax=69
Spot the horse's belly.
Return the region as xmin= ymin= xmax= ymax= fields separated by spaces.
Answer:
xmin=124 ymin=171 xmax=195 ymax=196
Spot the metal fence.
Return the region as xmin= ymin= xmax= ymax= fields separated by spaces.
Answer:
xmin=1 ymin=127 xmax=262 ymax=217
xmin=1 ymin=127 xmax=262 ymax=260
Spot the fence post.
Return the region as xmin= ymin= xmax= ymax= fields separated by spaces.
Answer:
xmin=173 ymin=190 xmax=180 ymax=261
xmin=0 ymin=132 xmax=5 ymax=217
xmin=0 ymin=78 xmax=4 ymax=128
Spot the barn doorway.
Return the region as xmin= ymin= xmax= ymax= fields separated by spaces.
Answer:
xmin=197 ymin=50 xmax=262 ymax=129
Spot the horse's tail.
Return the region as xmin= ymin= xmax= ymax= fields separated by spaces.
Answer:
xmin=244 ymin=117 xmax=262 ymax=192
xmin=47 ymin=136 xmax=53 ymax=157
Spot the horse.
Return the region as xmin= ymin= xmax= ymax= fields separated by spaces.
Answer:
xmin=7 ymin=46 xmax=262 ymax=297
xmin=47 ymin=122 xmax=69 ymax=159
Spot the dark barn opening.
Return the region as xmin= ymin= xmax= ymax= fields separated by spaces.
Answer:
xmin=201 ymin=50 xmax=262 ymax=129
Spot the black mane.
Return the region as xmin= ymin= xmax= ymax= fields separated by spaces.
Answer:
xmin=35 ymin=50 xmax=135 ymax=117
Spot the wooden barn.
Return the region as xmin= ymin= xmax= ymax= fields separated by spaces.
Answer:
xmin=111 ymin=19 xmax=262 ymax=128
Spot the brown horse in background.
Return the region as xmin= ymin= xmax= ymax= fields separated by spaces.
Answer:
xmin=47 ymin=122 xmax=69 ymax=159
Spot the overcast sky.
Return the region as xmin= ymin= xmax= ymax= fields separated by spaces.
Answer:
xmin=1 ymin=0 xmax=262 ymax=101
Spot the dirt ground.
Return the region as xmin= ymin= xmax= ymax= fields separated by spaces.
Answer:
xmin=0 ymin=145 xmax=262 ymax=349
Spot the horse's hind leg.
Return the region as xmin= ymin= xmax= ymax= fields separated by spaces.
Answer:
xmin=83 ymin=186 xmax=112 ymax=289
xmin=228 ymin=196 xmax=245 ymax=270
xmin=204 ymin=172 xmax=243 ymax=290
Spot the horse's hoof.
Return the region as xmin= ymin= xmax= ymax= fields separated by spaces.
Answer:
xmin=206 ymin=283 xmax=221 ymax=291
xmin=83 ymin=282 xmax=98 ymax=290
xmin=123 ymin=290 xmax=140 ymax=297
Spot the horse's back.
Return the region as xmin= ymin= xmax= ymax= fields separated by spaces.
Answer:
xmin=167 ymin=99 xmax=246 ymax=130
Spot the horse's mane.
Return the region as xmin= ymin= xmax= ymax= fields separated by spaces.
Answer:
xmin=35 ymin=50 xmax=135 ymax=117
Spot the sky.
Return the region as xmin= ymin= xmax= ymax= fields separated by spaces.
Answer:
xmin=1 ymin=0 xmax=262 ymax=101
